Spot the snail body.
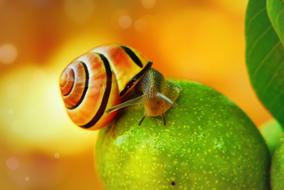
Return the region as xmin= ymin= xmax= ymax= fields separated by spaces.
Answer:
xmin=59 ymin=44 xmax=180 ymax=130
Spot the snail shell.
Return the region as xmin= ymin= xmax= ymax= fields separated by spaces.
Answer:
xmin=60 ymin=45 xmax=151 ymax=130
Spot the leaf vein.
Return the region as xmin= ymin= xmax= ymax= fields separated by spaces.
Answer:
xmin=269 ymin=91 xmax=284 ymax=117
xmin=261 ymin=60 xmax=284 ymax=93
xmin=252 ymin=42 xmax=281 ymax=78
xmin=247 ymin=8 xmax=266 ymax=26
xmin=247 ymin=26 xmax=273 ymax=56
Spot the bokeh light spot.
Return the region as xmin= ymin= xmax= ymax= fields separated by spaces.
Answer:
xmin=118 ymin=15 xmax=132 ymax=29
xmin=6 ymin=157 xmax=20 ymax=171
xmin=141 ymin=0 xmax=156 ymax=9
xmin=0 ymin=43 xmax=18 ymax=64
xmin=54 ymin=153 xmax=61 ymax=159
xmin=64 ymin=0 xmax=95 ymax=24
xmin=25 ymin=176 xmax=30 ymax=182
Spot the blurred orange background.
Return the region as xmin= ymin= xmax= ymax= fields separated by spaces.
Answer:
xmin=0 ymin=0 xmax=271 ymax=189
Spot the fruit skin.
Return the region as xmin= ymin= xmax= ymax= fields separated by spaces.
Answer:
xmin=271 ymin=140 xmax=284 ymax=190
xmin=259 ymin=120 xmax=283 ymax=155
xmin=95 ymin=81 xmax=270 ymax=190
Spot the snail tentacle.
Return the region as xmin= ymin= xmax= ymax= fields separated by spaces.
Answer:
xmin=106 ymin=94 xmax=145 ymax=113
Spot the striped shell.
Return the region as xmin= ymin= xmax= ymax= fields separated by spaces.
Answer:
xmin=60 ymin=45 xmax=151 ymax=130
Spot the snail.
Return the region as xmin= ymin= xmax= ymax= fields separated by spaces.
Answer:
xmin=59 ymin=44 xmax=180 ymax=130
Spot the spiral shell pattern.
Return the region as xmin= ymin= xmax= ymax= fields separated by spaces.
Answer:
xmin=60 ymin=53 xmax=120 ymax=130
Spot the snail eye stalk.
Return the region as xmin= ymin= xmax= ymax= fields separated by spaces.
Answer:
xmin=156 ymin=92 xmax=173 ymax=105
xmin=106 ymin=95 xmax=145 ymax=113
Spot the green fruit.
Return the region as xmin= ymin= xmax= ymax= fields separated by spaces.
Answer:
xmin=259 ymin=120 xmax=283 ymax=155
xmin=271 ymin=140 xmax=284 ymax=190
xmin=95 ymin=81 xmax=270 ymax=190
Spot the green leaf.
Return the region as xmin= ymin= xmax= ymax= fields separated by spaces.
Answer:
xmin=267 ymin=0 xmax=284 ymax=44
xmin=245 ymin=0 xmax=284 ymax=127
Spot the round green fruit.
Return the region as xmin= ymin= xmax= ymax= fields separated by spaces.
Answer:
xmin=95 ymin=81 xmax=270 ymax=190
xmin=271 ymin=139 xmax=284 ymax=190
